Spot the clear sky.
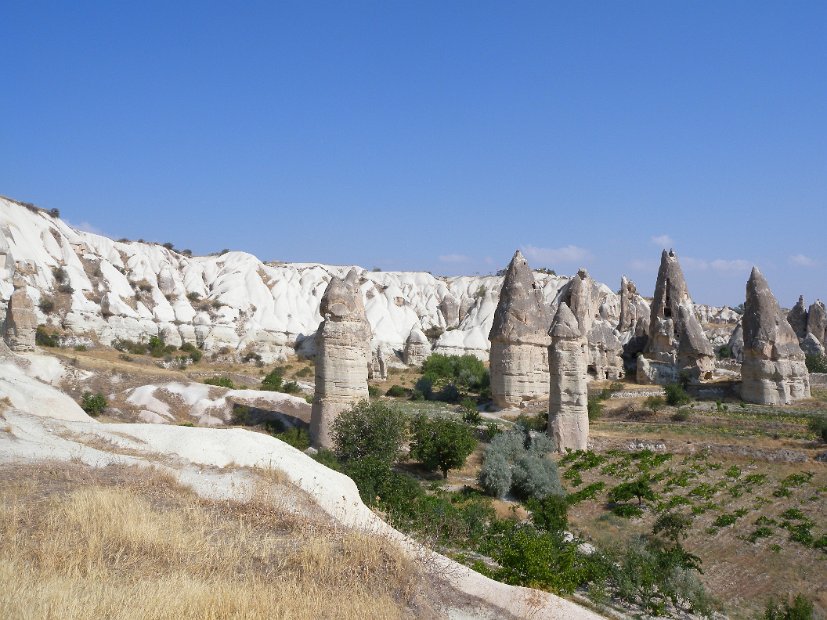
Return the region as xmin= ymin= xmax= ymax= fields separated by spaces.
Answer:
xmin=2 ymin=1 xmax=825 ymax=306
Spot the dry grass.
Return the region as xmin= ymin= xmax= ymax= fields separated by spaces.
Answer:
xmin=0 ymin=463 xmax=427 ymax=620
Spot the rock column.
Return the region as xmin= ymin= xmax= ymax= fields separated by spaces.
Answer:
xmin=741 ymin=267 xmax=810 ymax=405
xmin=310 ymin=269 xmax=371 ymax=449
xmin=488 ymin=251 xmax=551 ymax=408
xmin=548 ymin=303 xmax=589 ymax=451
xmin=3 ymin=275 xmax=37 ymax=352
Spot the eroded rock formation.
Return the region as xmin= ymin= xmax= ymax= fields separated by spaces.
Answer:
xmin=403 ymin=325 xmax=431 ymax=367
xmin=586 ymin=322 xmax=624 ymax=380
xmin=787 ymin=296 xmax=808 ymax=341
xmin=741 ymin=267 xmax=810 ymax=405
xmin=548 ymin=303 xmax=588 ymax=451
xmin=637 ymin=250 xmax=715 ymax=384
xmin=488 ymin=251 xmax=551 ymax=408
xmin=310 ymin=269 xmax=371 ymax=448
xmin=3 ymin=273 xmax=37 ymax=352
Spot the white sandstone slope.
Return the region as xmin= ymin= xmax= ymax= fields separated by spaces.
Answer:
xmin=0 ymin=196 xmax=738 ymax=361
xmin=0 ymin=350 xmax=602 ymax=620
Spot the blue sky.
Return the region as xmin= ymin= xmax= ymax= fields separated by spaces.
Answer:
xmin=2 ymin=1 xmax=825 ymax=306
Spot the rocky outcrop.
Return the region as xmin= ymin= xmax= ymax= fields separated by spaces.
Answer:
xmin=310 ymin=269 xmax=371 ymax=448
xmin=403 ymin=326 xmax=431 ymax=367
xmin=548 ymin=303 xmax=588 ymax=452
xmin=787 ymin=296 xmax=808 ymax=341
xmin=439 ymin=293 xmax=460 ymax=329
xmin=563 ymin=269 xmax=594 ymax=336
xmin=638 ymin=250 xmax=715 ymax=384
xmin=807 ymin=301 xmax=826 ymax=347
xmin=368 ymin=346 xmax=387 ymax=381
xmin=586 ymin=322 xmax=624 ymax=380
xmin=740 ymin=267 xmax=810 ymax=405
xmin=727 ymin=322 xmax=744 ymax=362
xmin=3 ymin=273 xmax=37 ymax=352
xmin=488 ymin=251 xmax=551 ymax=408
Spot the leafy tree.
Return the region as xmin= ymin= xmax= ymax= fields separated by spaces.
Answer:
xmin=410 ymin=415 xmax=477 ymax=478
xmin=331 ymin=400 xmax=407 ymax=466
xmin=653 ymin=511 xmax=693 ymax=544
xmin=609 ymin=477 xmax=657 ymax=506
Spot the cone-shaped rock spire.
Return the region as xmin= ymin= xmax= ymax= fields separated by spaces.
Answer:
xmin=488 ymin=251 xmax=551 ymax=408
xmin=638 ymin=250 xmax=715 ymax=384
xmin=741 ymin=267 xmax=810 ymax=405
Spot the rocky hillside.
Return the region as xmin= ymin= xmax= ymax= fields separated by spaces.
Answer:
xmin=0 ymin=196 xmax=737 ymax=362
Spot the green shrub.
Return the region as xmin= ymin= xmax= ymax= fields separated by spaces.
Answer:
xmin=410 ymin=415 xmax=477 ymax=478
xmin=282 ymin=380 xmax=301 ymax=394
xmin=587 ymin=400 xmax=603 ymax=421
xmin=460 ymin=399 xmax=481 ymax=424
xmin=331 ymin=400 xmax=407 ymax=466
xmin=147 ymin=335 xmax=167 ymax=357
xmin=807 ymin=417 xmax=827 ymax=443
xmin=37 ymin=296 xmax=55 ymax=314
xmin=566 ymin=482 xmax=606 ymax=505
xmin=35 ymin=325 xmax=60 ymax=347
xmin=483 ymin=421 xmax=502 ymax=441
xmin=528 ymin=494 xmax=568 ymax=533
xmin=51 ymin=266 xmax=68 ymax=283
xmin=805 ymin=354 xmax=827 ymax=373
xmin=672 ymin=408 xmax=691 ymax=422
xmin=204 ymin=376 xmax=235 ymax=389
xmin=479 ymin=429 xmax=560 ymax=500
xmin=764 ymin=594 xmax=814 ymax=620
xmin=664 ymin=383 xmax=691 ymax=406
xmin=421 ymin=353 xmax=489 ymax=391
xmin=80 ymin=392 xmax=107 ymax=417
xmin=261 ymin=368 xmax=284 ymax=391
xmin=270 ymin=426 xmax=310 ymax=450
xmin=385 ymin=384 xmax=407 ymax=397
xmin=479 ymin=521 xmax=596 ymax=595
xmin=644 ymin=395 xmax=665 ymax=414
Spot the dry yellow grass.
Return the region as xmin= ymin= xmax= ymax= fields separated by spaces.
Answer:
xmin=0 ymin=464 xmax=426 ymax=620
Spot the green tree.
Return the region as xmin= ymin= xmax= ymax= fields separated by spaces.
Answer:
xmin=609 ymin=477 xmax=657 ymax=506
xmin=331 ymin=400 xmax=407 ymax=466
xmin=410 ymin=415 xmax=477 ymax=478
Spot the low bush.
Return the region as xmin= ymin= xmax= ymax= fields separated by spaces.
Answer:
xmin=35 ymin=325 xmax=60 ymax=347
xmin=805 ymin=354 xmax=827 ymax=373
xmin=672 ymin=408 xmax=691 ymax=422
xmin=807 ymin=417 xmax=827 ymax=442
xmin=80 ymin=392 xmax=107 ymax=416
xmin=385 ymin=384 xmax=407 ymax=397
xmin=664 ymin=383 xmax=691 ymax=406
xmin=37 ymin=296 xmax=55 ymax=314
xmin=644 ymin=395 xmax=665 ymax=415
xmin=764 ymin=594 xmax=814 ymax=620
xmin=204 ymin=376 xmax=235 ymax=389
xmin=479 ymin=429 xmax=561 ymax=500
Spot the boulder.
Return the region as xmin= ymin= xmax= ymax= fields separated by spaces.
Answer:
xmin=439 ymin=293 xmax=460 ymax=329
xmin=740 ymin=267 xmax=810 ymax=405
xmin=548 ymin=303 xmax=588 ymax=451
xmin=310 ymin=269 xmax=371 ymax=448
xmin=488 ymin=251 xmax=551 ymax=408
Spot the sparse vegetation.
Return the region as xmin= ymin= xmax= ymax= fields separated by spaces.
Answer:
xmin=80 ymin=392 xmax=107 ymax=416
